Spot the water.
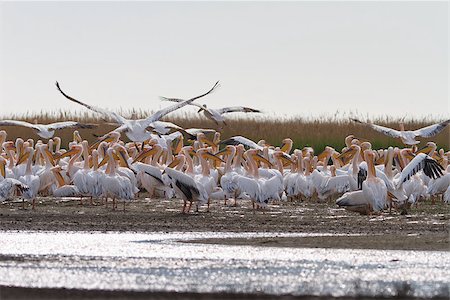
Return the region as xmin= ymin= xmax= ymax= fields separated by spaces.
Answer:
xmin=0 ymin=231 xmax=448 ymax=298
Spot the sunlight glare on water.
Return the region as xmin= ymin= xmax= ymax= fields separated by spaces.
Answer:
xmin=0 ymin=231 xmax=448 ymax=298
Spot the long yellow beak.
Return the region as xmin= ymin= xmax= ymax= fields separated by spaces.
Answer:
xmin=199 ymin=137 xmax=217 ymax=148
xmin=116 ymin=149 xmax=130 ymax=168
xmin=167 ymin=157 xmax=181 ymax=168
xmin=0 ymin=161 xmax=5 ymax=178
xmin=16 ymin=152 xmax=30 ymax=166
xmin=173 ymin=138 xmax=184 ymax=155
xmin=54 ymin=147 xmax=79 ymax=160
xmin=98 ymin=155 xmax=109 ymax=168
xmin=132 ymin=147 xmax=158 ymax=164
xmin=417 ymin=146 xmax=432 ymax=155
xmin=252 ymin=153 xmax=273 ymax=167
xmin=337 ymin=147 xmax=357 ymax=160
xmin=43 ymin=148 xmax=56 ymax=166
xmin=215 ymin=148 xmax=231 ymax=156
xmin=90 ymin=135 xmax=115 ymax=151
xmin=202 ymin=152 xmax=225 ymax=164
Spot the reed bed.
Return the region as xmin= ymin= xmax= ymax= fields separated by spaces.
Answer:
xmin=1 ymin=110 xmax=448 ymax=152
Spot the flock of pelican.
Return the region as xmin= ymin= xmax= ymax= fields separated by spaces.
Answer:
xmin=0 ymin=81 xmax=449 ymax=214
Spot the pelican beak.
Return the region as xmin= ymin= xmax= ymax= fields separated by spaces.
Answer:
xmin=202 ymin=152 xmax=225 ymax=164
xmin=3 ymin=142 xmax=16 ymax=151
xmin=375 ymin=155 xmax=385 ymax=165
xmin=0 ymin=160 xmax=5 ymax=178
xmin=55 ymin=147 xmax=79 ymax=160
xmin=216 ymin=148 xmax=231 ymax=156
xmin=337 ymin=147 xmax=356 ymax=160
xmin=404 ymin=150 xmax=416 ymax=160
xmin=89 ymin=156 xmax=94 ymax=169
xmin=280 ymin=154 xmax=294 ymax=165
xmin=417 ymin=145 xmax=432 ymax=155
xmin=387 ymin=191 xmax=397 ymax=200
xmin=280 ymin=142 xmax=291 ymax=153
xmin=90 ymin=134 xmax=115 ymax=151
xmin=167 ymin=157 xmax=180 ymax=168
xmin=16 ymin=152 xmax=30 ymax=166
xmin=117 ymin=149 xmax=129 ymax=168
xmin=44 ymin=148 xmax=56 ymax=167
xmin=253 ymin=153 xmax=273 ymax=167
xmin=317 ymin=150 xmax=329 ymax=162
xmin=98 ymin=156 xmax=109 ymax=168
xmin=132 ymin=147 xmax=158 ymax=164
xmin=199 ymin=137 xmax=217 ymax=148
xmin=173 ymin=138 xmax=184 ymax=155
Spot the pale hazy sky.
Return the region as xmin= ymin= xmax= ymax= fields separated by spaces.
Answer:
xmin=0 ymin=1 xmax=448 ymax=119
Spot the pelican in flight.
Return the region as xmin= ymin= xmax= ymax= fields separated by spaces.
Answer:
xmin=56 ymin=81 xmax=220 ymax=142
xmin=351 ymin=118 xmax=450 ymax=145
xmin=0 ymin=120 xmax=95 ymax=139
xmin=160 ymin=97 xmax=260 ymax=128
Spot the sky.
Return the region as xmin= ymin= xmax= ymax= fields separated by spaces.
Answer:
xmin=0 ymin=1 xmax=448 ymax=120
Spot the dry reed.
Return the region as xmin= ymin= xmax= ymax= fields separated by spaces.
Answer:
xmin=0 ymin=110 xmax=448 ymax=152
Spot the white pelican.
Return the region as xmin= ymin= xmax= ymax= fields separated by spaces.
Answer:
xmin=56 ymin=81 xmax=220 ymax=142
xmin=72 ymin=141 xmax=92 ymax=201
xmin=362 ymin=150 xmax=387 ymax=212
xmin=161 ymin=97 xmax=260 ymax=128
xmin=394 ymin=152 xmax=444 ymax=189
xmin=0 ymin=156 xmax=30 ymax=201
xmin=336 ymin=190 xmax=371 ymax=214
xmin=218 ymin=145 xmax=240 ymax=204
xmin=220 ymin=136 xmax=262 ymax=150
xmin=0 ymin=120 xmax=95 ymax=139
xmin=18 ymin=147 xmax=40 ymax=209
xmin=50 ymin=166 xmax=81 ymax=198
xmin=101 ymin=148 xmax=135 ymax=211
xmin=164 ymin=154 xmax=209 ymax=213
xmin=351 ymin=118 xmax=450 ymax=145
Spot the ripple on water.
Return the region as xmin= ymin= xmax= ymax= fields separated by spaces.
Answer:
xmin=0 ymin=231 xmax=448 ymax=298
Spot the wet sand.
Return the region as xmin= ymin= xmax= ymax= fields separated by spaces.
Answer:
xmin=0 ymin=196 xmax=448 ymax=251
xmin=0 ymin=197 xmax=449 ymax=300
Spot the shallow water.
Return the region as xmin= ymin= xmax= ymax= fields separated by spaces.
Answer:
xmin=0 ymin=231 xmax=448 ymax=298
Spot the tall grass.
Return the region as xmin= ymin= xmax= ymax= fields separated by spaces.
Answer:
xmin=1 ymin=110 xmax=448 ymax=152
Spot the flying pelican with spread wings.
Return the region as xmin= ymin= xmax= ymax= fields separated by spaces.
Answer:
xmin=56 ymin=81 xmax=220 ymax=142
xmin=351 ymin=118 xmax=450 ymax=145
xmin=0 ymin=120 xmax=96 ymax=139
xmin=160 ymin=97 xmax=260 ymax=128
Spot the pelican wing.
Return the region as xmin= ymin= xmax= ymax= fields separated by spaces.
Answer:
xmin=55 ymin=82 xmax=127 ymax=124
xmin=396 ymin=153 xmax=444 ymax=186
xmin=413 ymin=119 xmax=450 ymax=138
xmin=220 ymin=136 xmax=262 ymax=150
xmin=46 ymin=121 xmax=96 ymax=131
xmin=0 ymin=120 xmax=39 ymax=130
xmin=185 ymin=128 xmax=217 ymax=135
xmin=217 ymin=106 xmax=261 ymax=115
xmin=149 ymin=81 xmax=220 ymax=125
xmin=351 ymin=118 xmax=402 ymax=138
xmin=336 ymin=190 xmax=368 ymax=207
xmin=132 ymin=163 xmax=164 ymax=184
xmin=159 ymin=97 xmax=204 ymax=109
xmin=165 ymin=167 xmax=200 ymax=199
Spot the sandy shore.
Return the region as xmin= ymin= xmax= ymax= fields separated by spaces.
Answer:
xmin=0 ymin=197 xmax=449 ymax=299
xmin=0 ymin=196 xmax=448 ymax=251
